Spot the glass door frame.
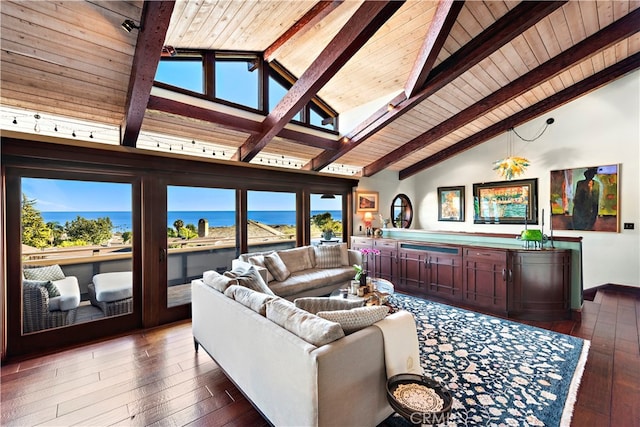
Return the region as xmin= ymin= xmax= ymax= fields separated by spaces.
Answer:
xmin=4 ymin=166 xmax=143 ymax=358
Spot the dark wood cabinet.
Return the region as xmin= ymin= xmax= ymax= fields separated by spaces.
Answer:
xmin=373 ymin=239 xmax=398 ymax=282
xmin=397 ymin=243 xmax=429 ymax=296
xmin=425 ymin=245 xmax=463 ymax=302
xmin=463 ymin=248 xmax=509 ymax=314
xmin=509 ymin=249 xmax=571 ymax=320
xmin=350 ymin=237 xmax=571 ymax=320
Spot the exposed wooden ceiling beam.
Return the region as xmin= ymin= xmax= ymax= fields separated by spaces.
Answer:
xmin=364 ymin=9 xmax=640 ymax=176
xmin=232 ymin=0 xmax=405 ymax=163
xmin=404 ymin=0 xmax=464 ymax=99
xmin=399 ymin=52 xmax=640 ymax=180
xmin=264 ymin=1 xmax=344 ymax=62
xmin=121 ymin=1 xmax=175 ymax=147
xmin=147 ymin=95 xmax=340 ymax=151
xmin=305 ymin=0 xmax=567 ymax=171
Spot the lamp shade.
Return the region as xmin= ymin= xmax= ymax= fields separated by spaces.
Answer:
xmin=364 ymin=212 xmax=374 ymax=221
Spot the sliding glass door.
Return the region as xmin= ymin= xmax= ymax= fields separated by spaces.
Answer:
xmin=166 ymin=186 xmax=236 ymax=307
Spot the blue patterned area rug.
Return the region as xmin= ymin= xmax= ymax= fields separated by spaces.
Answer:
xmin=383 ymin=293 xmax=590 ymax=427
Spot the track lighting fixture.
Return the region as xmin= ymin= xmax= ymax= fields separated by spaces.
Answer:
xmin=121 ymin=19 xmax=141 ymax=33
xmin=12 ymin=117 xmax=17 ymax=125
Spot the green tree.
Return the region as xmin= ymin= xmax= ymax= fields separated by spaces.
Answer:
xmin=65 ymin=216 xmax=113 ymax=245
xmin=46 ymin=221 xmax=64 ymax=246
xmin=21 ymin=194 xmax=51 ymax=249
xmin=311 ymin=212 xmax=333 ymax=230
xmin=173 ymin=219 xmax=184 ymax=234
xmin=121 ymin=231 xmax=132 ymax=244
xmin=167 ymin=227 xmax=177 ymax=238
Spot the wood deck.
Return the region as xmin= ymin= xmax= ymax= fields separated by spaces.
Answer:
xmin=1 ymin=287 xmax=638 ymax=426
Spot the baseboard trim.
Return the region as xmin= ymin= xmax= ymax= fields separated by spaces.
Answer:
xmin=583 ymin=283 xmax=640 ymax=301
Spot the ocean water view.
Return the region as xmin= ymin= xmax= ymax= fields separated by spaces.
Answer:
xmin=41 ymin=210 xmax=343 ymax=232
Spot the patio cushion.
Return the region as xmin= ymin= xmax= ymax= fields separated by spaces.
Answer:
xmin=92 ymin=272 xmax=132 ymax=302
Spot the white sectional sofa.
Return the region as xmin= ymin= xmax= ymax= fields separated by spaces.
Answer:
xmin=233 ymin=243 xmax=362 ymax=299
xmin=191 ymin=277 xmax=419 ymax=426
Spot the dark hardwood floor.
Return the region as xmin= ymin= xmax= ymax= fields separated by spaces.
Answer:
xmin=2 ymin=287 xmax=638 ymax=427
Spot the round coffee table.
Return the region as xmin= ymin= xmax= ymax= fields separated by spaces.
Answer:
xmin=329 ymin=287 xmax=365 ymax=301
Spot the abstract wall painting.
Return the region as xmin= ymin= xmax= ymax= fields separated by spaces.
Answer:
xmin=550 ymin=164 xmax=619 ymax=232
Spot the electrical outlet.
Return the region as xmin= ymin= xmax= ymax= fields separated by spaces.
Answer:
xmin=623 ymin=223 xmax=634 ymax=230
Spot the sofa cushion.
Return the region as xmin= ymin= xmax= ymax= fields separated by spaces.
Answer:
xmin=224 ymin=285 xmax=275 ymax=315
xmin=276 ymin=246 xmax=315 ymax=273
xmin=23 ymin=279 xmax=61 ymax=298
xmin=266 ymin=298 xmax=345 ymax=346
xmin=263 ymin=252 xmax=291 ymax=281
xmin=247 ymin=255 xmax=274 ymax=282
xmin=23 ymin=264 xmax=65 ymax=282
xmin=267 ymin=267 xmax=355 ymax=298
xmin=294 ymin=297 xmax=364 ymax=314
xmin=317 ymin=305 xmax=390 ymax=334
xmin=225 ymin=265 xmax=275 ymax=295
xmin=313 ymin=244 xmax=349 ymax=268
xmin=203 ymin=270 xmax=237 ymax=293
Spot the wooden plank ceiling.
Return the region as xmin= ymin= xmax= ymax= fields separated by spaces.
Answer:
xmin=1 ymin=0 xmax=639 ymax=178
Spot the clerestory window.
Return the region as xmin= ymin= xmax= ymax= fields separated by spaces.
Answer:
xmin=154 ymin=50 xmax=338 ymax=132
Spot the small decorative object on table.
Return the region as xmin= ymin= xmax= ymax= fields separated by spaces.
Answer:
xmin=350 ymin=280 xmax=360 ymax=295
xmin=386 ymin=373 xmax=452 ymax=425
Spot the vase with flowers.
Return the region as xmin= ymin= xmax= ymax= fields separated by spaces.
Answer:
xmin=355 ymin=248 xmax=380 ymax=288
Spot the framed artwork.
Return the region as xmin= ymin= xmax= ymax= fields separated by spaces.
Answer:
xmin=438 ymin=186 xmax=465 ymax=222
xmin=356 ymin=191 xmax=379 ymax=212
xmin=473 ymin=178 xmax=538 ymax=224
xmin=550 ymin=164 xmax=619 ymax=232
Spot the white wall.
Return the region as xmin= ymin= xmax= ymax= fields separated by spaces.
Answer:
xmin=356 ymin=70 xmax=640 ymax=289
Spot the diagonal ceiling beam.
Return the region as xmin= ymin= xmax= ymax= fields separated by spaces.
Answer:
xmin=404 ymin=0 xmax=464 ymax=98
xmin=305 ymin=0 xmax=566 ymax=171
xmin=147 ymin=95 xmax=340 ymax=151
xmin=399 ymin=52 xmax=640 ymax=180
xmin=264 ymin=1 xmax=344 ymax=62
xmin=232 ymin=0 xmax=405 ymax=163
xmin=121 ymin=1 xmax=175 ymax=147
xmin=364 ymin=8 xmax=640 ymax=176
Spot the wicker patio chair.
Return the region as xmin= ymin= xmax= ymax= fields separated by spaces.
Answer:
xmin=23 ymin=282 xmax=78 ymax=333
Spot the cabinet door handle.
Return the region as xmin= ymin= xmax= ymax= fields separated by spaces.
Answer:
xmin=502 ymin=268 xmax=506 ymax=281
xmin=508 ymin=269 xmax=513 ymax=281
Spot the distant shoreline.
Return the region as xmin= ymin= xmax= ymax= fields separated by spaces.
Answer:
xmin=41 ymin=210 xmax=343 ymax=231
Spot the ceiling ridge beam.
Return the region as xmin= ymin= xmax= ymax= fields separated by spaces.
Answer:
xmin=399 ymin=52 xmax=640 ymax=180
xmin=232 ymin=0 xmax=405 ymax=163
xmin=147 ymin=95 xmax=340 ymax=151
xmin=305 ymin=0 xmax=566 ymax=171
xmin=121 ymin=1 xmax=175 ymax=147
xmin=404 ymin=0 xmax=464 ymax=99
xmin=364 ymin=8 xmax=640 ymax=176
xmin=264 ymin=1 xmax=344 ymax=62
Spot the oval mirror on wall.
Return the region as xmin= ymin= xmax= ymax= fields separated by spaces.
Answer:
xmin=391 ymin=194 xmax=413 ymax=228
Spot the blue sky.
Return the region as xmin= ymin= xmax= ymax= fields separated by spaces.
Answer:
xmin=22 ymin=178 xmax=341 ymax=212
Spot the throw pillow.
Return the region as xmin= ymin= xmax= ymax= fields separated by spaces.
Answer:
xmin=202 ymin=270 xmax=237 ymax=293
xmin=224 ymin=285 xmax=275 ymax=315
xmin=294 ymin=297 xmax=364 ymax=314
xmin=23 ymin=264 xmax=65 ymax=282
xmin=276 ymin=247 xmax=314 ymax=273
xmin=247 ymin=255 xmax=274 ymax=282
xmin=23 ymin=279 xmax=61 ymax=298
xmin=317 ymin=305 xmax=390 ymax=334
xmin=225 ymin=265 xmax=275 ymax=295
xmin=263 ymin=252 xmax=291 ymax=282
xmin=266 ymin=298 xmax=345 ymax=346
xmin=313 ymin=244 xmax=345 ymax=268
